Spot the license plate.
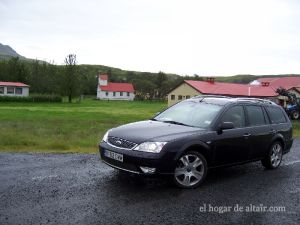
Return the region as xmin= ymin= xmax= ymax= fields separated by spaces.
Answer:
xmin=104 ymin=150 xmax=123 ymax=162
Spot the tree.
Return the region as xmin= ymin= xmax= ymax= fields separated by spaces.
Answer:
xmin=6 ymin=57 xmax=29 ymax=83
xmin=155 ymin=71 xmax=167 ymax=99
xmin=0 ymin=60 xmax=9 ymax=81
xmin=63 ymin=54 xmax=81 ymax=103
xmin=133 ymin=79 xmax=156 ymax=100
xmin=25 ymin=59 xmax=60 ymax=94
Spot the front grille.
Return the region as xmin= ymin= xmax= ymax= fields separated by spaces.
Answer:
xmin=107 ymin=136 xmax=137 ymax=149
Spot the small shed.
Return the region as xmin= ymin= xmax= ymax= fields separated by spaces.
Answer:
xmin=0 ymin=82 xmax=30 ymax=97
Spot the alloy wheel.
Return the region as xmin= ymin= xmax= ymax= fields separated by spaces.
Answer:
xmin=270 ymin=143 xmax=282 ymax=167
xmin=174 ymin=153 xmax=205 ymax=187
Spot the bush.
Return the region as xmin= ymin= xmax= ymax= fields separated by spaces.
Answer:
xmin=0 ymin=95 xmax=62 ymax=103
xmin=31 ymin=95 xmax=62 ymax=103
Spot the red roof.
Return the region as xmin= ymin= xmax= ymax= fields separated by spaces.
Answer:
xmin=256 ymin=77 xmax=300 ymax=90
xmin=100 ymin=82 xmax=134 ymax=92
xmin=185 ymin=80 xmax=277 ymax=97
xmin=99 ymin=74 xmax=108 ymax=80
xmin=0 ymin=82 xmax=29 ymax=87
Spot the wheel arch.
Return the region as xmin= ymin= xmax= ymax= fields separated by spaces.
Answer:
xmin=268 ymin=134 xmax=285 ymax=154
xmin=175 ymin=141 xmax=212 ymax=166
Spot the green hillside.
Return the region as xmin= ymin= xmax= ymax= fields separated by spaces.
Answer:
xmin=1 ymin=43 xmax=300 ymax=99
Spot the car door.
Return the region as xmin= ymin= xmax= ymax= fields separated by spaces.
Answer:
xmin=244 ymin=105 xmax=273 ymax=160
xmin=212 ymin=105 xmax=252 ymax=165
xmin=265 ymin=106 xmax=292 ymax=153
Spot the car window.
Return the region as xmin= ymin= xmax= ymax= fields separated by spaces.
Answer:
xmin=262 ymin=107 xmax=270 ymax=124
xmin=154 ymin=101 xmax=222 ymax=128
xmin=266 ymin=106 xmax=287 ymax=124
xmin=221 ymin=106 xmax=245 ymax=128
xmin=246 ymin=106 xmax=266 ymax=126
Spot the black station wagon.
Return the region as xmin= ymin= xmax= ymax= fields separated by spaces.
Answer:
xmin=99 ymin=96 xmax=293 ymax=188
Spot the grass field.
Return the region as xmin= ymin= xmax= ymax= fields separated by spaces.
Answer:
xmin=0 ymin=99 xmax=299 ymax=153
xmin=292 ymin=120 xmax=300 ymax=137
xmin=0 ymin=99 xmax=167 ymax=153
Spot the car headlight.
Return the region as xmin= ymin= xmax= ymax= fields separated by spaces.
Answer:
xmin=134 ymin=142 xmax=167 ymax=153
xmin=102 ymin=131 xmax=109 ymax=142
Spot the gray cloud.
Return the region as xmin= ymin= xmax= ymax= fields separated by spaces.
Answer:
xmin=1 ymin=0 xmax=300 ymax=75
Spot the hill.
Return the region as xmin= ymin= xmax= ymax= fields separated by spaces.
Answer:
xmin=0 ymin=43 xmax=26 ymax=60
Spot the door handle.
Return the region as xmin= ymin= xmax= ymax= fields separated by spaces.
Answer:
xmin=269 ymin=130 xmax=276 ymax=134
xmin=243 ymin=133 xmax=251 ymax=137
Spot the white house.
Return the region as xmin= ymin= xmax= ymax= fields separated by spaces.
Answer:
xmin=96 ymin=74 xmax=135 ymax=100
xmin=0 ymin=82 xmax=29 ymax=97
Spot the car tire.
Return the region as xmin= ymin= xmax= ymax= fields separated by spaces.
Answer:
xmin=261 ymin=142 xmax=283 ymax=169
xmin=173 ymin=151 xmax=207 ymax=189
xmin=291 ymin=111 xmax=299 ymax=120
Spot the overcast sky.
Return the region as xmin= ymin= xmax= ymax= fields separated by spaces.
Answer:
xmin=1 ymin=0 xmax=300 ymax=76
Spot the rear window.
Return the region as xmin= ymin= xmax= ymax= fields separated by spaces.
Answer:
xmin=266 ymin=106 xmax=287 ymax=124
xmin=246 ymin=106 xmax=266 ymax=126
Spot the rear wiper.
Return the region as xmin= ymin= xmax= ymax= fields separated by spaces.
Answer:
xmin=162 ymin=120 xmax=194 ymax=127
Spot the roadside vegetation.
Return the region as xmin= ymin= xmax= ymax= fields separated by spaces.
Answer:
xmin=0 ymin=99 xmax=166 ymax=153
xmin=0 ymin=95 xmax=62 ymax=102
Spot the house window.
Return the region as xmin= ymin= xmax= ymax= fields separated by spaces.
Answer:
xmin=7 ymin=87 xmax=14 ymax=94
xmin=0 ymin=87 xmax=4 ymax=94
xmin=120 ymin=92 xmax=123 ymax=96
xmin=105 ymin=92 xmax=108 ymax=96
xmin=186 ymin=95 xmax=190 ymax=99
xmin=113 ymin=92 xmax=116 ymax=97
xmin=178 ymin=95 xmax=183 ymax=100
xmin=15 ymin=88 xmax=22 ymax=95
xmin=171 ymin=95 xmax=175 ymax=100
xmin=127 ymin=92 xmax=130 ymax=96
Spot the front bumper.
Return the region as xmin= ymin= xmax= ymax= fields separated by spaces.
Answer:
xmin=99 ymin=141 xmax=177 ymax=174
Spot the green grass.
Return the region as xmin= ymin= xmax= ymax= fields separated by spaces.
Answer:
xmin=292 ymin=121 xmax=300 ymax=137
xmin=0 ymin=99 xmax=167 ymax=153
xmin=1 ymin=99 xmax=299 ymax=154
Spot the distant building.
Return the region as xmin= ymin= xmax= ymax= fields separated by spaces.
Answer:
xmin=250 ymin=77 xmax=300 ymax=107
xmin=167 ymin=77 xmax=300 ymax=106
xmin=96 ymin=74 xmax=135 ymax=100
xmin=0 ymin=82 xmax=29 ymax=97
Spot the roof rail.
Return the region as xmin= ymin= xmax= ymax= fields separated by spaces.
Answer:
xmin=192 ymin=95 xmax=232 ymax=99
xmin=236 ymin=98 xmax=276 ymax=105
xmin=190 ymin=95 xmax=277 ymax=105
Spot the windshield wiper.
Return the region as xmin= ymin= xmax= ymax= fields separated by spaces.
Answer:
xmin=162 ymin=120 xmax=194 ymax=127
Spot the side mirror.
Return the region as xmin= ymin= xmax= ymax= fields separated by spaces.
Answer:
xmin=220 ymin=122 xmax=234 ymax=130
xmin=217 ymin=122 xmax=234 ymax=134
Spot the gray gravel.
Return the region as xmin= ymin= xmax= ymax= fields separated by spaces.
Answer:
xmin=0 ymin=140 xmax=300 ymax=225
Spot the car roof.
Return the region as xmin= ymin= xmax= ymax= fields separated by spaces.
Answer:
xmin=188 ymin=95 xmax=278 ymax=106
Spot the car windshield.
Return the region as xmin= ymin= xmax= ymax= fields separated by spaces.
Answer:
xmin=154 ymin=100 xmax=223 ymax=128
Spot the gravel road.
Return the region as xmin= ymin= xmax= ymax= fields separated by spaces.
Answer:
xmin=0 ymin=140 xmax=300 ymax=225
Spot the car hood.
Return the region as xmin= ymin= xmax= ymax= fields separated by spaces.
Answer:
xmin=108 ymin=120 xmax=208 ymax=144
